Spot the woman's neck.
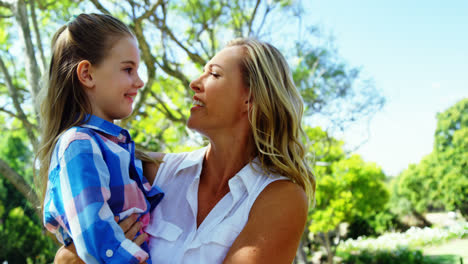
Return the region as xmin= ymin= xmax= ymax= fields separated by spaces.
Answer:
xmin=201 ymin=132 xmax=255 ymax=193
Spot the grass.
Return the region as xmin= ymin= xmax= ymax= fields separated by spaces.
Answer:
xmin=422 ymin=238 xmax=468 ymax=264
xmin=424 ymin=255 xmax=462 ymax=264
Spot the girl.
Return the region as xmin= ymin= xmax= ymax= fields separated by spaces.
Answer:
xmin=37 ymin=13 xmax=163 ymax=264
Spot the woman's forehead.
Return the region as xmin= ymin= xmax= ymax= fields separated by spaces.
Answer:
xmin=209 ymin=46 xmax=244 ymax=69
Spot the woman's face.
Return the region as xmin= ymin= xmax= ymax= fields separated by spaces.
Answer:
xmin=187 ymin=46 xmax=251 ymax=136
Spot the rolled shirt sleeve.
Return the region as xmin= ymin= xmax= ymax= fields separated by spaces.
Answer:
xmin=44 ymin=132 xmax=148 ymax=264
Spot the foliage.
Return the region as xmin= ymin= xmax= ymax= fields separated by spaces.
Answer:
xmin=304 ymin=126 xmax=389 ymax=263
xmin=0 ymin=0 xmax=385 ymax=262
xmin=337 ymin=247 xmax=425 ymax=264
xmin=0 ymin=207 xmax=57 ymax=263
xmin=391 ymin=98 xmax=468 ymax=218
xmin=308 ymin=127 xmax=389 ymax=234
xmin=0 ymin=126 xmax=58 ymax=262
xmin=338 ymin=221 xmax=468 ymax=253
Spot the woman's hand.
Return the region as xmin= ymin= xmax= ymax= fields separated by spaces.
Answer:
xmin=54 ymin=214 xmax=146 ymax=263
xmin=115 ymin=214 xmax=148 ymax=245
xmin=54 ymin=244 xmax=84 ymax=264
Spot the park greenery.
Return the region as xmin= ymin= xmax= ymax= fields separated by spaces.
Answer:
xmin=0 ymin=0 xmax=466 ymax=263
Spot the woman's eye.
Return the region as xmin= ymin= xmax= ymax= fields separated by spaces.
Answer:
xmin=124 ymin=68 xmax=132 ymax=73
xmin=210 ymin=72 xmax=220 ymax=78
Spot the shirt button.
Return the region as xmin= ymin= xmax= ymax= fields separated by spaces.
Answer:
xmin=106 ymin=249 xmax=113 ymax=257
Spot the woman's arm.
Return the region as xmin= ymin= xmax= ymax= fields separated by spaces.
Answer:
xmin=142 ymin=152 xmax=165 ymax=185
xmin=223 ymin=180 xmax=309 ymax=264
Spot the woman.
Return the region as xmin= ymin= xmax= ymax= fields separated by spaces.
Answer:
xmin=56 ymin=38 xmax=315 ymax=263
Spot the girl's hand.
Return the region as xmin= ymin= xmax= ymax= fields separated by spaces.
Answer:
xmin=54 ymin=214 xmax=146 ymax=263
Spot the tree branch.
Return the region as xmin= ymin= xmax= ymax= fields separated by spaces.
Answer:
xmin=256 ymin=2 xmax=273 ymax=36
xmin=89 ymin=0 xmax=111 ymax=14
xmin=0 ymin=55 xmax=38 ymax=151
xmin=122 ymin=12 xmax=159 ymax=127
xmin=12 ymin=0 xmax=41 ymax=118
xmin=247 ymin=0 xmax=261 ymax=36
xmin=135 ymin=0 xmax=162 ymax=23
xmin=30 ymin=0 xmax=47 ymax=72
xmin=149 ymin=90 xmax=187 ymax=123
xmin=155 ymin=58 xmax=191 ymax=91
xmin=0 ymin=1 xmax=12 ymax=9
xmin=0 ymin=158 xmax=40 ymax=216
xmin=150 ymin=10 xmax=206 ymax=66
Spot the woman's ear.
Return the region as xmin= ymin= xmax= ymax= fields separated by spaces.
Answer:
xmin=243 ymin=96 xmax=253 ymax=113
xmin=76 ymin=60 xmax=94 ymax=89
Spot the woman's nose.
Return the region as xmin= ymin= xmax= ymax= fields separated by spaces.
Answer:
xmin=189 ymin=76 xmax=202 ymax=92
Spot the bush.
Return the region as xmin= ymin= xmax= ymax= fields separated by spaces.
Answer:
xmin=336 ymin=222 xmax=467 ymax=264
xmin=337 ymin=247 xmax=425 ymax=264
xmin=0 ymin=207 xmax=58 ymax=263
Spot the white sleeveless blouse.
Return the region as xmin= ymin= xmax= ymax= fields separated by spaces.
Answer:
xmin=146 ymin=147 xmax=288 ymax=264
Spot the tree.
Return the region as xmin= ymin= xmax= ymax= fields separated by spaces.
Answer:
xmin=304 ymin=127 xmax=389 ymax=264
xmin=434 ymin=98 xmax=468 ymax=215
xmin=0 ymin=0 xmax=385 ymax=261
xmin=392 ymin=98 xmax=468 ymax=221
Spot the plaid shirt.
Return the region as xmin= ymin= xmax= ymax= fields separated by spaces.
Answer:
xmin=43 ymin=115 xmax=164 ymax=264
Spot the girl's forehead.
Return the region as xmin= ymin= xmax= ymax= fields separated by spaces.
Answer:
xmin=106 ymin=37 xmax=140 ymax=62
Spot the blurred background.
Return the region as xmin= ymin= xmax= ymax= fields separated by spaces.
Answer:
xmin=0 ymin=0 xmax=466 ymax=263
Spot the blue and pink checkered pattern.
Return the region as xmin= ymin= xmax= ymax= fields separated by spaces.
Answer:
xmin=43 ymin=115 xmax=163 ymax=264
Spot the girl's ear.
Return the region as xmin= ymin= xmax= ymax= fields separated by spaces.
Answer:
xmin=76 ymin=60 xmax=94 ymax=88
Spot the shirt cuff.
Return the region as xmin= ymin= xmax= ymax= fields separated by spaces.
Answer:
xmin=104 ymin=238 xmax=149 ymax=264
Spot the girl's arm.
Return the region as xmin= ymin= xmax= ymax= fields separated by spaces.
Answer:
xmin=55 ymin=215 xmax=145 ymax=264
xmin=223 ymin=180 xmax=309 ymax=264
xmin=45 ymin=136 xmax=148 ymax=263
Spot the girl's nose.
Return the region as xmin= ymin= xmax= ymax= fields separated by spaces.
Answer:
xmin=135 ymin=74 xmax=144 ymax=89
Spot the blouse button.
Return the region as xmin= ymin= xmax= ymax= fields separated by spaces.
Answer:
xmin=106 ymin=249 xmax=114 ymax=257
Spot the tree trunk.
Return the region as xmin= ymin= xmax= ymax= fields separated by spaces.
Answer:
xmin=295 ymin=234 xmax=309 ymax=264
xmin=324 ymin=232 xmax=334 ymax=264
xmin=13 ymin=0 xmax=42 ymax=117
xmin=413 ymin=210 xmax=432 ymax=227
xmin=0 ymin=158 xmax=40 ymax=216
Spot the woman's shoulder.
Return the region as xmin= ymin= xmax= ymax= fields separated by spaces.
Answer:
xmin=254 ymin=180 xmax=308 ymax=214
xmin=224 ymin=180 xmax=308 ymax=263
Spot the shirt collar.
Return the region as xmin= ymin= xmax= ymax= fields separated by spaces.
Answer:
xmin=176 ymin=147 xmax=276 ymax=196
xmin=81 ymin=114 xmax=130 ymax=143
xmin=230 ymin=158 xmax=274 ymax=196
xmin=176 ymin=146 xmax=208 ymax=174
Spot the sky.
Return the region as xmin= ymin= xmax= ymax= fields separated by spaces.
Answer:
xmin=303 ymin=0 xmax=468 ymax=176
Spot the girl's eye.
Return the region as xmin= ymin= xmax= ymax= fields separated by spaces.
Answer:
xmin=124 ymin=68 xmax=132 ymax=74
xmin=210 ymin=72 xmax=220 ymax=78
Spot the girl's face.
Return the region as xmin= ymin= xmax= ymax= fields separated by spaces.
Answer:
xmin=86 ymin=36 xmax=144 ymax=122
xmin=187 ymin=46 xmax=251 ymax=136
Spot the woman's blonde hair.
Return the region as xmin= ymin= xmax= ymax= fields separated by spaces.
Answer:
xmin=36 ymin=13 xmax=135 ymax=211
xmin=227 ymin=38 xmax=316 ymax=201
